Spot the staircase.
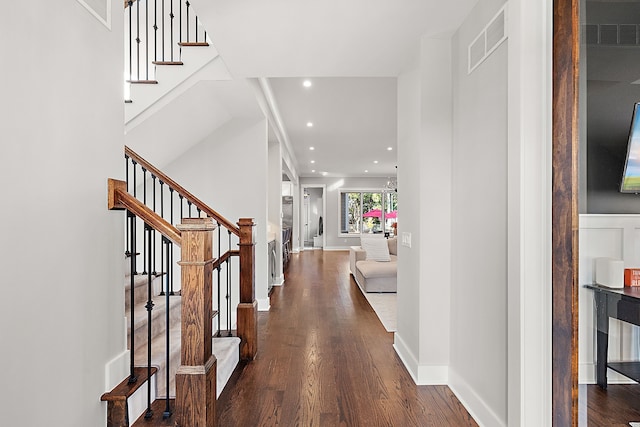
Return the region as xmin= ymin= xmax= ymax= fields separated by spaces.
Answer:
xmin=102 ymin=147 xmax=258 ymax=427
xmin=125 ymin=264 xmax=240 ymax=402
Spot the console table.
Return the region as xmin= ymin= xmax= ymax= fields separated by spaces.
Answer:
xmin=585 ymin=284 xmax=640 ymax=389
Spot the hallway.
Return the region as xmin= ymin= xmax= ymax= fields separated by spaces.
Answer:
xmin=217 ymin=250 xmax=477 ymax=426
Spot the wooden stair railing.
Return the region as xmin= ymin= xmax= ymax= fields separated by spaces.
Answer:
xmin=107 ymin=180 xmax=223 ymax=426
xmin=125 ymin=146 xmax=257 ymax=360
xmin=125 ymin=146 xmax=239 ymax=236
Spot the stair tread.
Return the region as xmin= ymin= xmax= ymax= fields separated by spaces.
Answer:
xmin=101 ymin=367 xmax=157 ymax=402
xmin=152 ymin=61 xmax=184 ymax=65
xmin=127 ymin=79 xmax=159 ymax=84
xmin=178 ymin=42 xmax=209 ymax=47
xmin=131 ymin=398 xmax=176 ymax=427
xmin=124 ymin=273 xmax=162 ymax=291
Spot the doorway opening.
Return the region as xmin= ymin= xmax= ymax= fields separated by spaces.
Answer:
xmin=302 ymin=185 xmax=325 ymax=250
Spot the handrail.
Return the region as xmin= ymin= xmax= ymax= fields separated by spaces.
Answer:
xmin=125 ymin=146 xmax=241 ymax=236
xmin=108 ymin=178 xmax=182 ymax=245
xmin=211 ymin=250 xmax=239 ymax=271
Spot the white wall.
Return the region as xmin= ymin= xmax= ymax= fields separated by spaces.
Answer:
xmin=449 ymin=1 xmax=509 ymax=425
xmin=395 ymin=57 xmax=423 ymax=373
xmin=160 ymin=118 xmax=271 ymax=310
xmin=299 ymin=176 xmax=391 ymax=250
xmin=0 ymin=1 xmax=125 ymax=425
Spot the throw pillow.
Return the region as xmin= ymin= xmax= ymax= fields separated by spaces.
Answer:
xmin=361 ymin=237 xmax=391 ymax=262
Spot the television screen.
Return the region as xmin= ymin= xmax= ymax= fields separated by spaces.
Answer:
xmin=620 ymin=102 xmax=640 ymax=193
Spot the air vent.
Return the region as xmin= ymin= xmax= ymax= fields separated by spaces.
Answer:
xmin=468 ymin=4 xmax=508 ymax=74
xmin=600 ymin=24 xmax=619 ymax=44
xmin=586 ymin=23 xmax=640 ymax=46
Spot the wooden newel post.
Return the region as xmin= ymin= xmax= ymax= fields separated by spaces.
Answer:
xmin=237 ymin=218 xmax=258 ymax=360
xmin=175 ymin=218 xmax=217 ymax=427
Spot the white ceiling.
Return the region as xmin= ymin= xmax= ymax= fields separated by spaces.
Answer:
xmin=190 ymin=0 xmax=479 ymax=178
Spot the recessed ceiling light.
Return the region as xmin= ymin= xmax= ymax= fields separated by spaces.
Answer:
xmin=373 ymin=160 xmax=379 ymax=164
xmin=306 ymin=122 xmax=313 ymax=127
xmin=387 ymin=147 xmax=393 ymax=151
xmin=310 ymin=160 xmax=315 ymax=164
xmin=364 ymin=170 xmax=369 ymax=173
xmin=309 ymin=146 xmax=315 ymax=150
xmin=303 ymin=80 xmax=312 ymax=88
xmin=321 ymin=172 xmax=328 ymax=176
xmin=311 ymin=169 xmax=316 ymax=173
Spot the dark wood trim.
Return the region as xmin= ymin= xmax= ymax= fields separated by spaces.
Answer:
xmin=124 ymin=146 xmax=240 ymax=236
xmin=127 ymin=80 xmax=159 ymax=84
xmin=178 ymin=42 xmax=210 ymax=47
xmin=108 ymin=178 xmax=182 ymax=245
xmin=152 ymin=61 xmax=184 ymax=66
xmin=237 ymin=218 xmax=257 ymax=360
xmin=101 ymin=367 xmax=158 ymax=427
xmin=552 ymin=0 xmax=580 ymax=425
xmin=211 ymin=249 xmax=239 ymax=271
xmin=175 ymin=218 xmax=217 ymax=427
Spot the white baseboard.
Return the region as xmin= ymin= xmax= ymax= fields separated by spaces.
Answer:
xmin=449 ymin=367 xmax=505 ymax=427
xmin=579 ymin=362 xmax=637 ymax=384
xmin=257 ymin=297 xmax=270 ymax=312
xmin=393 ymin=333 xmax=448 ymax=385
xmin=322 ymin=247 xmax=350 ymax=252
xmin=273 ymin=275 xmax=285 ymax=286
xmin=105 ymin=349 xmax=130 ymax=391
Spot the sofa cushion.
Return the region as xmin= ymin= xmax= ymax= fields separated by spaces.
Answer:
xmin=361 ymin=237 xmax=390 ymax=261
xmin=387 ymin=237 xmax=397 ymax=256
xmin=356 ymin=256 xmax=397 ymax=279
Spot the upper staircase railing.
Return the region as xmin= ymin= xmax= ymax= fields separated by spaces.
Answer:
xmin=102 ymin=147 xmax=257 ymax=427
xmin=124 ymin=0 xmax=210 ymax=96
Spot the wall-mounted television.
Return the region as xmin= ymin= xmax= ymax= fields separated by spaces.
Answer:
xmin=620 ymin=102 xmax=640 ymax=193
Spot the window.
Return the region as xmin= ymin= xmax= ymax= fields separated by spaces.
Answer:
xmin=339 ymin=190 xmax=398 ymax=236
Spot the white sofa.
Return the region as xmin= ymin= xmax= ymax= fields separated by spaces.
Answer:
xmin=349 ymin=237 xmax=397 ymax=292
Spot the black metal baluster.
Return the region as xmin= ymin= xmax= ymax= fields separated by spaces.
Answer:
xmin=128 ymin=1 xmax=133 ymax=82
xmin=170 ymin=189 xmax=176 ymax=295
xmin=145 ymin=0 xmax=149 ymax=80
xmin=179 ymin=0 xmax=182 ymax=43
xmin=227 ymin=230 xmax=232 ymax=336
xmin=128 ymin=212 xmax=138 ymax=384
xmin=179 ymin=195 xmax=184 ymax=222
xmin=125 ymin=155 xmax=131 ymax=257
xmin=161 ymin=0 xmax=165 ymax=62
xmin=132 ymin=160 xmax=138 ymax=199
xmin=144 ymin=224 xmax=154 ymax=419
xmin=159 ymin=180 xmax=166 ymax=295
xmin=170 ymin=0 xmax=175 ymax=62
xmin=131 ymin=161 xmax=138 ymax=275
xmin=195 ymin=12 xmax=198 ymax=43
xmin=141 ymin=168 xmax=148 ymax=275
xmin=188 ymin=200 xmax=192 ymax=217
xmin=136 ymin=0 xmax=141 ymax=81
xmin=153 ymin=0 xmax=158 ymax=64
xmin=162 ymin=236 xmax=172 ymax=418
xmin=186 ymin=1 xmax=190 ymax=43
xmin=215 ymin=222 xmax=221 ymax=337
xmin=152 ymin=175 xmax=157 ymax=275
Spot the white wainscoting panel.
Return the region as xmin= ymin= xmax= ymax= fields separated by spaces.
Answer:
xmin=579 ymin=214 xmax=640 ymax=384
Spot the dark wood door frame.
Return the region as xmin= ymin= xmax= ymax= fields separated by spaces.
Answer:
xmin=552 ymin=0 xmax=580 ymax=425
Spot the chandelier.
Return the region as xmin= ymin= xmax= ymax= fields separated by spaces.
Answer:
xmin=384 ymin=166 xmax=397 ymax=192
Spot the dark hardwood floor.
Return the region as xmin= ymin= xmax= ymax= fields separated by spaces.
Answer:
xmin=581 ymin=384 xmax=640 ymax=426
xmin=217 ymin=250 xmax=477 ymax=426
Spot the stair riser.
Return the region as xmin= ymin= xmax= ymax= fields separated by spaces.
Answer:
xmin=128 ymin=299 xmax=181 ymax=352
xmin=125 ymin=275 xmax=164 ymax=311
